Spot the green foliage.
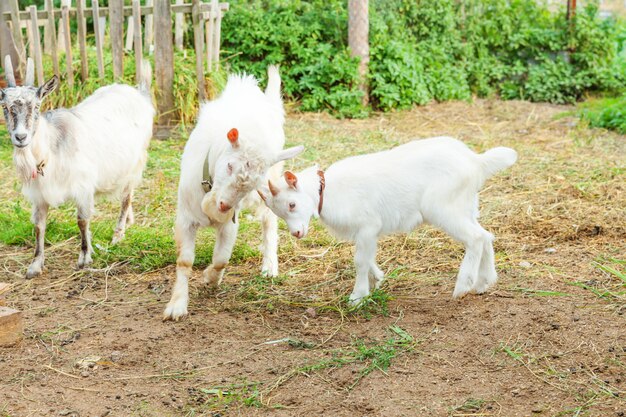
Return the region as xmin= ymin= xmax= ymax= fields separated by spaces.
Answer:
xmin=219 ymin=0 xmax=622 ymax=115
xmin=579 ymin=95 xmax=626 ymax=133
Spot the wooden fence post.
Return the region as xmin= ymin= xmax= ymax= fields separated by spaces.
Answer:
xmin=192 ymin=0 xmax=205 ymax=100
xmin=145 ymin=0 xmax=154 ymax=54
xmin=92 ymin=0 xmax=105 ymax=78
xmin=44 ymin=0 xmax=59 ymax=78
xmin=28 ymin=6 xmax=44 ymax=86
xmin=8 ymin=0 xmax=25 ymax=76
xmin=76 ymin=0 xmax=88 ymax=81
xmin=205 ymin=5 xmax=214 ymax=71
xmin=348 ymin=0 xmax=369 ymax=106
xmin=212 ymin=0 xmax=222 ymax=70
xmin=110 ymin=0 xmax=124 ymax=80
xmin=61 ymin=0 xmax=74 ymax=86
xmin=132 ymin=0 xmax=143 ymax=83
xmin=154 ymin=0 xmax=175 ymax=125
xmin=175 ymin=0 xmax=184 ymax=50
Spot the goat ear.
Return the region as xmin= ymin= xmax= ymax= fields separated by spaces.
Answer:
xmin=284 ymin=171 xmax=298 ymax=189
xmin=227 ymin=128 xmax=239 ymax=148
xmin=37 ymin=76 xmax=59 ymax=100
xmin=274 ymin=145 xmax=304 ymax=164
xmin=268 ymin=180 xmax=279 ymax=196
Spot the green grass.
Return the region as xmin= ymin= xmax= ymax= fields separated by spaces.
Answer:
xmin=579 ymin=95 xmax=626 ymax=134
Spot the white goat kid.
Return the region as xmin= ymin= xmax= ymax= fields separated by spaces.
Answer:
xmin=0 ymin=56 xmax=154 ymax=278
xmin=260 ymin=137 xmax=517 ymax=304
xmin=163 ymin=66 xmax=303 ymax=320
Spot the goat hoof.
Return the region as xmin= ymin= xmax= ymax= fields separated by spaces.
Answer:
xmin=348 ymin=292 xmax=369 ymax=307
xmin=261 ymin=261 xmax=278 ymax=277
xmin=77 ymin=255 xmax=93 ymax=269
xmin=163 ymin=301 xmax=188 ymax=321
xmin=202 ymin=266 xmax=224 ymax=286
xmin=452 ymin=285 xmax=471 ymax=299
xmin=111 ymin=232 xmax=125 ymax=245
xmin=25 ymin=267 xmax=42 ymax=279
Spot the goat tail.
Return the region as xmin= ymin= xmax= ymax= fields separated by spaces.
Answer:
xmin=479 ymin=147 xmax=517 ymax=179
xmin=138 ymin=59 xmax=152 ymax=93
xmin=265 ymin=65 xmax=281 ymax=101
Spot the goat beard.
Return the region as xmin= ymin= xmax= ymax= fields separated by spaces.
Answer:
xmin=13 ymin=147 xmax=38 ymax=183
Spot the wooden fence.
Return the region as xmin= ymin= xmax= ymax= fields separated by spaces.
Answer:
xmin=0 ymin=0 xmax=229 ymax=124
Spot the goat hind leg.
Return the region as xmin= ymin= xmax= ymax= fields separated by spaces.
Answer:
xmin=77 ymin=201 xmax=95 ymax=268
xmin=112 ymin=189 xmax=133 ymax=245
xmin=369 ymin=262 xmax=384 ymax=290
xmin=164 ymin=221 xmax=199 ymax=320
xmin=26 ymin=203 xmax=49 ymax=278
xmin=259 ymin=205 xmax=279 ymax=277
xmin=203 ymin=219 xmax=238 ymax=286
xmin=474 ymin=229 xmax=497 ymax=294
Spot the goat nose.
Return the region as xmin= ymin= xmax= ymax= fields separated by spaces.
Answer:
xmin=219 ymin=201 xmax=231 ymax=212
xmin=14 ymin=133 xmax=26 ymax=142
xmin=292 ymin=230 xmax=302 ymax=238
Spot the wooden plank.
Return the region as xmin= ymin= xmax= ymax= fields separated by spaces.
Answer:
xmin=45 ymin=0 xmax=59 ymax=78
xmin=192 ymin=0 xmax=205 ymax=100
xmin=174 ymin=0 xmax=184 ymax=50
xmin=205 ymin=7 xmax=214 ymax=71
xmin=0 ymin=307 xmax=23 ymax=347
xmin=76 ymin=0 xmax=88 ymax=81
xmin=110 ymin=0 xmax=124 ymax=80
xmin=132 ymin=0 xmax=143 ymax=83
xmin=7 ymin=0 xmax=25 ymax=75
xmin=212 ymin=0 xmax=222 ymax=70
xmin=61 ymin=3 xmax=74 ymax=86
xmin=29 ymin=6 xmax=44 ymax=86
xmin=1 ymin=3 xmax=230 ymax=21
xmin=92 ymin=0 xmax=104 ymax=78
xmin=25 ymin=20 xmax=34 ymax=60
xmin=125 ymin=17 xmax=134 ymax=52
xmin=154 ymin=0 xmax=175 ymax=125
xmin=144 ymin=0 xmax=154 ymax=54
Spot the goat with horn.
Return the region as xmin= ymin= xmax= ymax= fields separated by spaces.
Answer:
xmin=0 ymin=56 xmax=155 ymax=278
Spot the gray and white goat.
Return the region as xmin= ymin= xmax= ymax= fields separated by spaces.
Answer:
xmin=0 ymin=56 xmax=155 ymax=277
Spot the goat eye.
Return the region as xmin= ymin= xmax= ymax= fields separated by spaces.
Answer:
xmin=289 ymin=202 xmax=296 ymax=210
xmin=227 ymin=163 xmax=233 ymax=174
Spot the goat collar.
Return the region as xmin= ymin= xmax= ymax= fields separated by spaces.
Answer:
xmin=32 ymin=160 xmax=46 ymax=179
xmin=201 ymin=153 xmax=212 ymax=193
xmin=317 ymin=170 xmax=325 ymax=216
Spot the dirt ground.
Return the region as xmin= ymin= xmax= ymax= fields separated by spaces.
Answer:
xmin=1 ymin=100 xmax=625 ymax=417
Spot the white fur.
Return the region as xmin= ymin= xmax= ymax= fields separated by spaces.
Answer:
xmin=163 ymin=66 xmax=304 ymax=320
xmin=261 ymin=137 xmax=517 ymax=304
xmin=1 ymin=61 xmax=154 ymax=278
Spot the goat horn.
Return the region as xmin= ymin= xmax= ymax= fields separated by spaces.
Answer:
xmin=268 ymin=180 xmax=280 ymax=197
xmin=4 ymin=55 xmax=16 ymax=87
xmin=25 ymin=57 xmax=34 ymax=86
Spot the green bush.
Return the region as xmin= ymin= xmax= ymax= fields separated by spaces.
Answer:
xmin=219 ymin=0 xmax=623 ymax=115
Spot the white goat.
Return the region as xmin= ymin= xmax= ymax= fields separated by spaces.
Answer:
xmin=0 ymin=56 xmax=154 ymax=278
xmin=163 ymin=66 xmax=303 ymax=320
xmin=259 ymin=137 xmax=517 ymax=304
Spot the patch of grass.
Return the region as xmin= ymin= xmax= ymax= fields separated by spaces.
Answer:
xmin=449 ymin=397 xmax=489 ymax=415
xmin=186 ymin=380 xmax=263 ymax=414
xmin=346 ymin=288 xmax=392 ymax=319
xmin=579 ymin=95 xmax=626 ymax=134
xmin=511 ymin=287 xmax=574 ymax=297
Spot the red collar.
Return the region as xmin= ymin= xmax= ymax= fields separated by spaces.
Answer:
xmin=317 ymin=170 xmax=325 ymax=215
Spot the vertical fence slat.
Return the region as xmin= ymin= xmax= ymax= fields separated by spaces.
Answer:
xmin=125 ymin=18 xmax=134 ymax=52
xmin=28 ymin=6 xmax=44 ymax=86
xmin=205 ymin=9 xmax=214 ymax=71
xmin=76 ymin=0 xmax=88 ymax=81
xmin=154 ymin=0 xmax=175 ymax=125
xmin=144 ymin=0 xmax=154 ymax=55
xmin=61 ymin=2 xmax=73 ymax=86
xmin=175 ymin=0 xmax=184 ymax=50
xmin=212 ymin=0 xmax=222 ymax=70
xmin=92 ymin=0 xmax=104 ymax=78
xmin=132 ymin=0 xmax=143 ymax=83
xmin=192 ymin=0 xmax=205 ymax=100
xmin=110 ymin=0 xmax=124 ymax=80
xmin=8 ymin=0 xmax=25 ymax=75
xmin=44 ymin=0 xmax=59 ymax=78
xmin=25 ymin=21 xmax=34 ymax=60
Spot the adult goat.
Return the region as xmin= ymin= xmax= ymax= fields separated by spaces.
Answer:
xmin=0 ymin=56 xmax=154 ymax=278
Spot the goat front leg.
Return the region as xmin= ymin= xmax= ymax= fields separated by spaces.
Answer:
xmin=473 ymin=228 xmax=498 ymax=294
xmin=164 ymin=221 xmax=199 ymax=320
xmin=349 ymin=233 xmax=378 ymax=306
xmin=26 ymin=203 xmax=49 ymax=278
xmin=77 ymin=198 xmax=95 ymax=269
xmin=258 ymin=204 xmax=278 ymax=277
xmin=112 ymin=189 xmax=133 ymax=245
xmin=203 ymin=219 xmax=238 ymax=286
